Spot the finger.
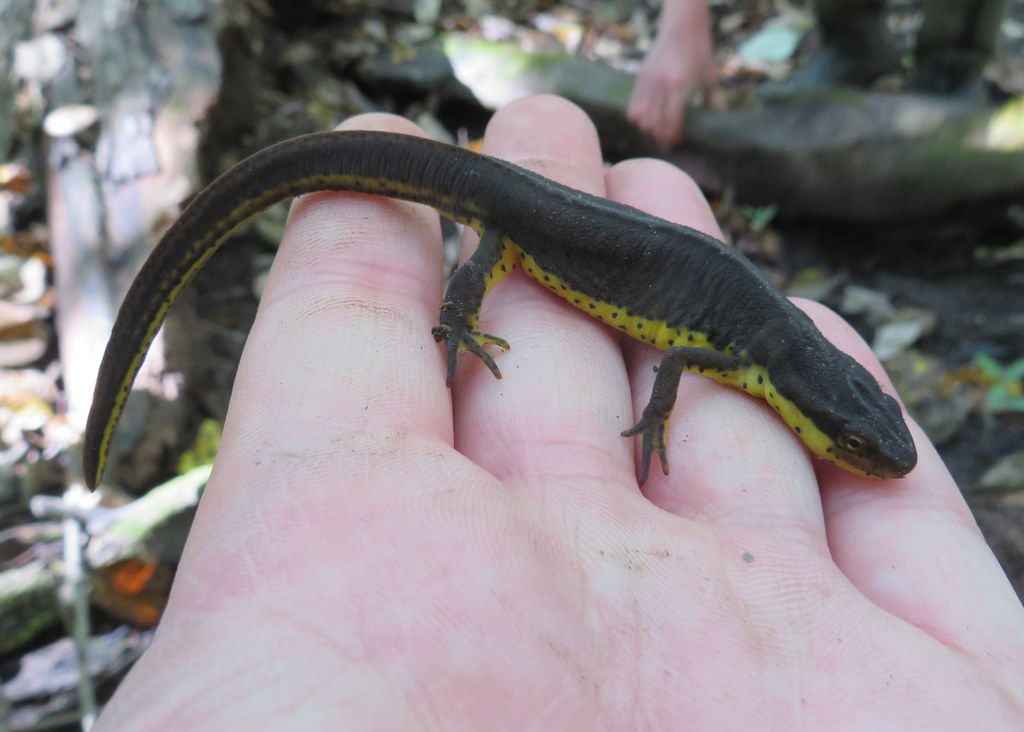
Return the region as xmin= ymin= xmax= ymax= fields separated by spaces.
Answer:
xmin=811 ymin=302 xmax=1024 ymax=686
xmin=606 ymin=159 xmax=828 ymax=540
xmin=627 ymin=62 xmax=660 ymax=129
xmin=628 ymin=77 xmax=677 ymax=148
xmin=452 ymin=95 xmax=638 ymax=495
xmin=190 ymin=114 xmax=467 ymax=538
xmin=626 ymin=79 xmax=652 ymax=127
xmin=657 ymin=88 xmax=687 ymax=148
xmin=663 ymin=94 xmax=685 ymax=148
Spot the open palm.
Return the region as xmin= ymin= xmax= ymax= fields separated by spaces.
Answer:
xmin=96 ymin=96 xmax=1024 ymax=730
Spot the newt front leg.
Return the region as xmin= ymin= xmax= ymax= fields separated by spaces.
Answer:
xmin=623 ymin=346 xmax=745 ymax=484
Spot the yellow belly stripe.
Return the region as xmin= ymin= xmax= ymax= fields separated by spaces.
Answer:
xmin=760 ymin=373 xmax=849 ymax=470
xmin=516 ymin=250 xmax=762 ymax=365
xmin=515 ymin=250 xmax=851 ymax=472
xmin=484 ymin=237 xmax=520 ymax=295
xmin=517 ymin=252 xmax=715 ymax=350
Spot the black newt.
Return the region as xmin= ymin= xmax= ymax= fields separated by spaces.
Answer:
xmin=83 ymin=131 xmax=917 ymax=489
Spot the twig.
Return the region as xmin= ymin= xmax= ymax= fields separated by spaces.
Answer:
xmin=31 ymin=485 xmax=99 ymax=730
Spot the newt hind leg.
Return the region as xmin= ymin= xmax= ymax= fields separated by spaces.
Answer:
xmin=623 ymin=346 xmax=744 ymax=484
xmin=431 ymin=227 xmax=518 ymax=386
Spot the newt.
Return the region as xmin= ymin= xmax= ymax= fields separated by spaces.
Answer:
xmin=82 ymin=130 xmax=917 ymax=489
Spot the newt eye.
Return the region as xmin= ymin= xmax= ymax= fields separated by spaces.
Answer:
xmin=840 ymin=433 xmax=868 ymax=453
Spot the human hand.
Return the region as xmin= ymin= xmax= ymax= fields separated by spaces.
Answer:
xmin=96 ymin=95 xmax=1024 ymax=729
xmin=628 ymin=0 xmax=717 ymax=148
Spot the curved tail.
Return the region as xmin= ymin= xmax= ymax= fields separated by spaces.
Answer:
xmin=83 ymin=131 xmax=489 ymax=488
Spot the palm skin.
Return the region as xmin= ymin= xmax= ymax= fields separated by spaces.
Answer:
xmin=95 ymin=96 xmax=1024 ymax=730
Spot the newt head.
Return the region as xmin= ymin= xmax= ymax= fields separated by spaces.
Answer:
xmin=762 ymin=338 xmax=918 ymax=480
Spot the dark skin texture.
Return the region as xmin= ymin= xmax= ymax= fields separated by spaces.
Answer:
xmin=93 ymin=97 xmax=1024 ymax=729
xmin=85 ymin=106 xmax=914 ymax=490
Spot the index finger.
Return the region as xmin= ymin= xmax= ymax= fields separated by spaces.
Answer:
xmin=184 ymin=114 xmax=466 ymax=546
